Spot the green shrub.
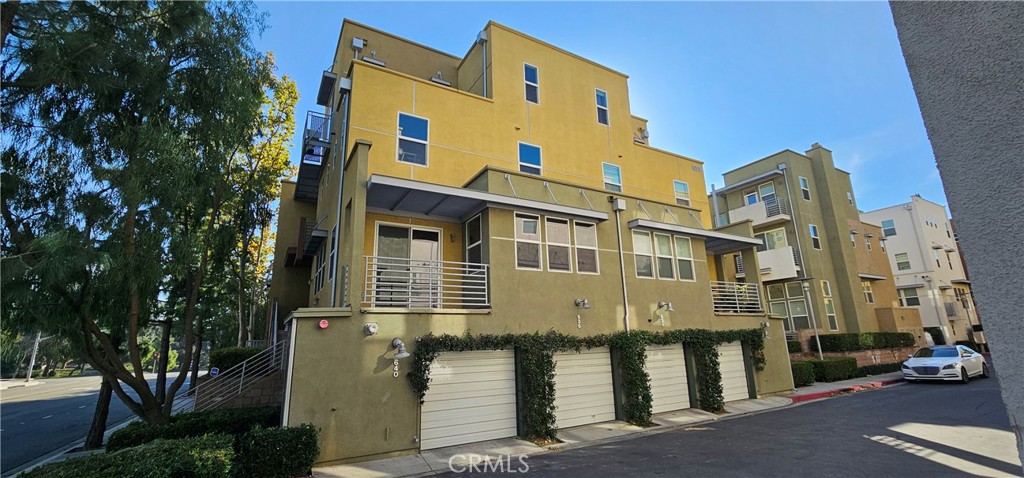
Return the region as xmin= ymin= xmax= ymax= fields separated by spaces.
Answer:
xmin=234 ymin=424 xmax=320 ymax=478
xmin=808 ymin=357 xmax=858 ymax=382
xmin=208 ymin=347 xmax=260 ymax=372
xmin=924 ymin=327 xmax=946 ymax=345
xmin=856 ymin=362 xmax=904 ymax=377
xmin=791 ymin=361 xmax=815 ymax=387
xmin=787 ymin=340 xmax=802 ymax=354
xmin=811 ymin=333 xmax=915 ymax=353
xmin=25 ymin=434 xmax=233 ymax=478
xmin=107 ymin=406 xmax=279 ymax=452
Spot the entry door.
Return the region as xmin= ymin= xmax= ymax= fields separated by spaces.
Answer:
xmin=375 ymin=224 xmax=440 ymax=307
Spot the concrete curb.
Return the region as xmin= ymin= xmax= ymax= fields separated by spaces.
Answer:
xmin=789 ymin=377 xmax=905 ymax=404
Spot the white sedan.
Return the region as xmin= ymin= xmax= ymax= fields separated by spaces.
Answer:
xmin=902 ymin=345 xmax=989 ymax=383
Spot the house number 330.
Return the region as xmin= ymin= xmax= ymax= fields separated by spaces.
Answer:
xmin=393 ymin=359 xmax=400 ymax=378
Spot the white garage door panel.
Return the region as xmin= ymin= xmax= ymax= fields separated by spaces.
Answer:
xmin=718 ymin=342 xmax=750 ymax=403
xmin=554 ymin=348 xmax=616 ymax=429
xmin=646 ymin=345 xmax=690 ymax=413
xmin=421 ymin=350 xmax=518 ymax=450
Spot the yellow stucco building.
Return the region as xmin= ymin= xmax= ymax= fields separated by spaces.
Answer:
xmin=268 ymin=19 xmax=793 ymax=465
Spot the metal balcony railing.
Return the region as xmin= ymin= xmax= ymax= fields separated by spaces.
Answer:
xmin=711 ymin=281 xmax=764 ymax=314
xmin=764 ymin=196 xmax=790 ymax=217
xmin=187 ymin=339 xmax=288 ymax=413
xmin=363 ymin=256 xmax=489 ymax=309
xmin=944 ymin=301 xmax=959 ymax=318
xmin=735 ymin=255 xmax=745 ymax=275
xmin=304 ymin=111 xmax=330 ymax=144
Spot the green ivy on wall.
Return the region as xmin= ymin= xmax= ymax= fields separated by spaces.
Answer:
xmin=408 ymin=328 xmax=766 ymax=440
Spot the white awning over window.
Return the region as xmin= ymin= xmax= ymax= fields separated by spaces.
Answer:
xmin=627 ymin=218 xmax=762 ymax=254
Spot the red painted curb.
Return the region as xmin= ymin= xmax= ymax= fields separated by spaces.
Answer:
xmin=789 ymin=377 xmax=904 ymax=403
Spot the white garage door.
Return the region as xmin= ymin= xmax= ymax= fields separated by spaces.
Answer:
xmin=718 ymin=341 xmax=750 ymax=402
xmin=646 ymin=345 xmax=690 ymax=413
xmin=553 ymin=347 xmax=616 ymax=428
xmin=420 ymin=350 xmax=518 ymax=450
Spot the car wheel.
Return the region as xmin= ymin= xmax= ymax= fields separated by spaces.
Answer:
xmin=981 ymin=363 xmax=990 ymax=378
xmin=960 ymin=367 xmax=969 ymax=384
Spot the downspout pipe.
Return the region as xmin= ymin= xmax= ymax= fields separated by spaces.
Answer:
xmin=331 ymin=78 xmax=352 ymax=307
xmin=612 ymin=198 xmax=630 ymax=332
xmin=477 ymin=30 xmax=489 ymax=98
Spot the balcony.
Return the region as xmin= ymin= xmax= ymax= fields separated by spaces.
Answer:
xmin=757 ymin=245 xmax=801 ymax=282
xmin=722 ymin=197 xmax=791 ymax=228
xmin=294 ymin=111 xmax=331 ymax=202
xmin=363 ymin=256 xmax=489 ymax=309
xmin=711 ymin=281 xmax=764 ymax=314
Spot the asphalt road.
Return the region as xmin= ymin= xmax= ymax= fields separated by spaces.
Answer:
xmin=0 ymin=372 xmax=195 ymax=475
xmin=437 ymin=370 xmax=1021 ymax=478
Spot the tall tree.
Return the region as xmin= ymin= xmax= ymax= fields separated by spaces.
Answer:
xmin=1 ymin=1 xmax=275 ymax=426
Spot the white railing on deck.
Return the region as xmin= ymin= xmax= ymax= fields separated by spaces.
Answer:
xmin=711 ymin=281 xmax=764 ymax=314
xmin=363 ymin=256 xmax=489 ymax=309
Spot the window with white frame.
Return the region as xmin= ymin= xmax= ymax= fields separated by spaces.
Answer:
xmin=397 ymin=113 xmax=428 ymax=166
xmin=895 ymin=252 xmax=911 ymax=270
xmin=758 ymin=182 xmax=777 ymax=204
xmin=821 ymin=280 xmax=832 ymax=298
xmin=898 ymin=288 xmax=921 ymax=307
xmin=314 ymin=244 xmax=326 ymax=292
xmin=824 ymin=298 xmax=839 ymax=330
xmin=809 ymin=224 xmax=821 ymax=249
xmin=862 ymin=281 xmax=874 ymax=304
xmin=574 ymin=221 xmax=599 ymax=274
xmin=654 ymin=233 xmax=675 ymax=280
xmin=515 ymin=213 xmax=542 ymax=270
xmin=673 ymin=180 xmax=691 ymax=207
xmin=847 ymin=191 xmax=854 ymax=205
xmin=603 ymin=163 xmax=622 ymax=192
xmin=881 ymin=219 xmax=897 ymax=237
xmin=744 ymin=191 xmax=758 ymax=205
xmin=755 ymin=228 xmax=787 ymax=252
xmin=328 ymin=226 xmax=337 ymax=281
xmin=524 ymin=63 xmax=539 ymax=104
xmin=799 ymin=176 xmax=811 ymax=201
xmin=946 ymin=252 xmax=954 ymax=269
xmin=850 ymin=233 xmax=856 ymax=247
xmin=866 ymin=236 xmax=872 ymax=250
xmin=546 ymin=218 xmax=571 ymax=272
xmin=632 ymin=230 xmax=654 ymax=278
xmin=933 ymin=249 xmax=942 ymax=268
xmin=518 ymin=142 xmax=542 ymax=175
xmin=880 ymin=239 xmax=887 ymax=251
xmin=466 ymin=214 xmax=483 ymax=268
xmin=674 ymin=236 xmax=695 ymax=281
xmin=595 ymin=89 xmax=609 ymax=125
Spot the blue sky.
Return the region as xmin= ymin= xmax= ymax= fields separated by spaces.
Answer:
xmin=254 ymin=1 xmax=947 ymax=214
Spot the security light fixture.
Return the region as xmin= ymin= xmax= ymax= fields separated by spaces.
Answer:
xmin=657 ymin=301 xmax=674 ymax=312
xmin=574 ymin=298 xmax=591 ymax=309
xmin=391 ymin=338 xmax=410 ymax=360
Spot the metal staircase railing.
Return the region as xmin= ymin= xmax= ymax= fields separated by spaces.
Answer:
xmin=187 ymin=339 xmax=288 ymax=413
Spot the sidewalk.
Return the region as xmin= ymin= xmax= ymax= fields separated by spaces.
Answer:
xmin=314 ymin=372 xmax=905 ymax=478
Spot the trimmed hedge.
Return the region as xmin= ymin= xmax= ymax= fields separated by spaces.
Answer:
xmin=791 ymin=361 xmax=815 ymax=387
xmin=787 ymin=340 xmax=802 ymax=354
xmin=923 ymin=327 xmax=946 ymax=345
xmin=208 ymin=347 xmax=260 ymax=372
xmin=24 ymin=434 xmax=233 ymax=478
xmin=107 ymin=406 xmax=279 ymax=452
xmin=856 ymin=362 xmax=904 ymax=377
xmin=234 ymin=424 xmax=319 ymax=478
xmin=808 ymin=357 xmax=858 ymax=382
xmin=811 ymin=332 xmax=915 ymax=353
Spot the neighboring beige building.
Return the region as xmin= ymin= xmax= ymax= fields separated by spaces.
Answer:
xmin=850 ymin=220 xmax=925 ymax=343
xmin=267 ymin=19 xmax=794 ymax=465
xmin=862 ymin=195 xmax=979 ymax=345
xmin=710 ymin=144 xmax=892 ymax=337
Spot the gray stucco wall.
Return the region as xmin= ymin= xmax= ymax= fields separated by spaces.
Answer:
xmin=889 ymin=1 xmax=1023 ymax=467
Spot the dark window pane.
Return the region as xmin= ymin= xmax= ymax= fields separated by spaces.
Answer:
xmin=525 ymin=85 xmax=539 ymax=103
xmin=398 ymin=114 xmax=428 ymax=141
xmin=597 ymin=108 xmax=609 ymax=125
xmin=596 ymin=90 xmax=608 ymax=107
xmin=521 ymin=165 xmax=541 ymax=175
xmin=548 ymin=245 xmax=571 ymax=271
xmin=517 ymin=243 xmax=540 ymax=269
xmin=678 ymin=260 xmax=694 ymax=280
xmin=524 ymin=65 xmax=538 ymax=84
xmin=657 ymin=257 xmax=674 ymax=279
xmin=467 ymin=216 xmax=481 ymax=245
xmin=635 ymin=256 xmax=653 ymax=277
xmin=398 ymin=139 xmax=426 ymax=165
xmin=605 ymin=182 xmax=621 ymax=192
xmin=467 ymin=244 xmax=482 ymax=264
xmin=577 ymin=249 xmax=597 ymax=273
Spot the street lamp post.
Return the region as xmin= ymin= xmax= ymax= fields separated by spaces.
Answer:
xmin=802 ymin=282 xmax=824 ymax=360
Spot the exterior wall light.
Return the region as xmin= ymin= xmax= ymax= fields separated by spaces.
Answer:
xmin=391 ymin=338 xmax=410 ymax=360
xmin=657 ymin=301 xmax=674 ymax=312
xmin=574 ymin=298 xmax=590 ymax=309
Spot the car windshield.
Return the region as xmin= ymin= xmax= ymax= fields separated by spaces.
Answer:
xmin=913 ymin=347 xmax=958 ymax=358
